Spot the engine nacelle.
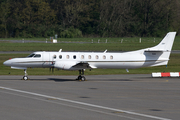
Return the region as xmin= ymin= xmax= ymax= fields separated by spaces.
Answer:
xmin=54 ymin=61 xmax=77 ymax=70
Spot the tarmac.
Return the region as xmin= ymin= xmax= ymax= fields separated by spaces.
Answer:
xmin=0 ymin=74 xmax=179 ymax=120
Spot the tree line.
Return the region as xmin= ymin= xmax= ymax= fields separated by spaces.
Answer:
xmin=0 ymin=0 xmax=180 ymax=38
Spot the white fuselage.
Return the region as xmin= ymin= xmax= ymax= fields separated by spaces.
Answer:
xmin=3 ymin=49 xmax=168 ymax=70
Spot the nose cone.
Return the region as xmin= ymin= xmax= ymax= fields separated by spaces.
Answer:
xmin=3 ymin=60 xmax=11 ymax=66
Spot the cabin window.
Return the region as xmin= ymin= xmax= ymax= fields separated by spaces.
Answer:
xmin=59 ymin=55 xmax=62 ymax=59
xmin=53 ymin=55 xmax=56 ymax=59
xmin=73 ymin=55 xmax=76 ymax=59
xmin=34 ymin=54 xmax=41 ymax=58
xmin=103 ymin=55 xmax=106 ymax=59
xmin=110 ymin=55 xmax=113 ymax=59
xmin=88 ymin=55 xmax=91 ymax=59
xmin=66 ymin=55 xmax=69 ymax=59
xmin=81 ymin=55 xmax=84 ymax=59
xmin=96 ymin=55 xmax=99 ymax=59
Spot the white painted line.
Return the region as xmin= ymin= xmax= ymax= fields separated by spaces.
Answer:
xmin=0 ymin=90 xmax=138 ymax=120
xmin=0 ymin=86 xmax=171 ymax=120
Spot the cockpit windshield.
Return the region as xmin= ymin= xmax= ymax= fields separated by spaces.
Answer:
xmin=27 ymin=54 xmax=35 ymax=57
xmin=26 ymin=53 xmax=41 ymax=58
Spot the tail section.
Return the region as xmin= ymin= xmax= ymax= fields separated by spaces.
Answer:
xmin=144 ymin=32 xmax=176 ymax=67
xmin=149 ymin=32 xmax=176 ymax=51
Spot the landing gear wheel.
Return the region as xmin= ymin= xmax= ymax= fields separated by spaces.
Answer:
xmin=77 ymin=75 xmax=82 ymax=80
xmin=76 ymin=69 xmax=86 ymax=81
xmin=23 ymin=76 xmax=28 ymax=80
xmin=76 ymin=75 xmax=86 ymax=81
xmin=81 ymin=76 xmax=86 ymax=81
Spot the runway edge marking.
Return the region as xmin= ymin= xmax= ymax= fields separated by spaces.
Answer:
xmin=0 ymin=86 xmax=171 ymax=120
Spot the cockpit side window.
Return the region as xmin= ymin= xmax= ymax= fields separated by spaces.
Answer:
xmin=27 ymin=54 xmax=35 ymax=57
xmin=34 ymin=54 xmax=41 ymax=58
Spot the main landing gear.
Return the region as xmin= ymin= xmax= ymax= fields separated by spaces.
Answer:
xmin=22 ymin=69 xmax=29 ymax=80
xmin=76 ymin=69 xmax=86 ymax=81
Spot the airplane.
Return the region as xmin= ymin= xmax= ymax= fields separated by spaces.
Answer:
xmin=3 ymin=32 xmax=176 ymax=81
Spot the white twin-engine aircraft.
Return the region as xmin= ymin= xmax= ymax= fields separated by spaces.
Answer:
xmin=3 ymin=32 xmax=176 ymax=80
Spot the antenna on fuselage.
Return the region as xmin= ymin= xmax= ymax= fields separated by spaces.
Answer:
xmin=59 ymin=49 xmax=62 ymax=52
xmin=104 ymin=49 xmax=107 ymax=53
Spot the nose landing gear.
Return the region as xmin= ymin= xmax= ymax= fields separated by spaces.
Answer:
xmin=23 ymin=69 xmax=29 ymax=80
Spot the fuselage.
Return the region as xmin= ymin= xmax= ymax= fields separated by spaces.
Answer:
xmin=3 ymin=49 xmax=168 ymax=70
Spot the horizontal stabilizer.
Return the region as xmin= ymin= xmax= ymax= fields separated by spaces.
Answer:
xmin=144 ymin=49 xmax=166 ymax=52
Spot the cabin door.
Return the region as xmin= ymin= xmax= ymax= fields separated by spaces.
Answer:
xmin=42 ymin=52 xmax=50 ymax=67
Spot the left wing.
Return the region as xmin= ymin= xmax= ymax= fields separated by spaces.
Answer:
xmin=72 ymin=61 xmax=97 ymax=69
xmin=54 ymin=61 xmax=96 ymax=70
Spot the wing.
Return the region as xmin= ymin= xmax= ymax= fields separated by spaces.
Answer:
xmin=72 ymin=61 xmax=97 ymax=69
xmin=54 ymin=61 xmax=97 ymax=70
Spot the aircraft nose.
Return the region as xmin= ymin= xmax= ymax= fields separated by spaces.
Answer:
xmin=3 ymin=60 xmax=11 ymax=66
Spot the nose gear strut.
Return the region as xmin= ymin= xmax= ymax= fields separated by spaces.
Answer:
xmin=23 ymin=69 xmax=29 ymax=80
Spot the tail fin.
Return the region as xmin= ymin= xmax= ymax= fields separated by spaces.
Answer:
xmin=150 ymin=32 xmax=176 ymax=51
xmin=145 ymin=32 xmax=176 ymax=67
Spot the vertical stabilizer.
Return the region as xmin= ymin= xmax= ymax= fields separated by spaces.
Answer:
xmin=151 ymin=32 xmax=176 ymax=51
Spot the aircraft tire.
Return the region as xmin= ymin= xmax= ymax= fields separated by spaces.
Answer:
xmin=23 ymin=76 xmax=28 ymax=80
xmin=81 ymin=76 xmax=86 ymax=81
xmin=77 ymin=76 xmax=82 ymax=80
